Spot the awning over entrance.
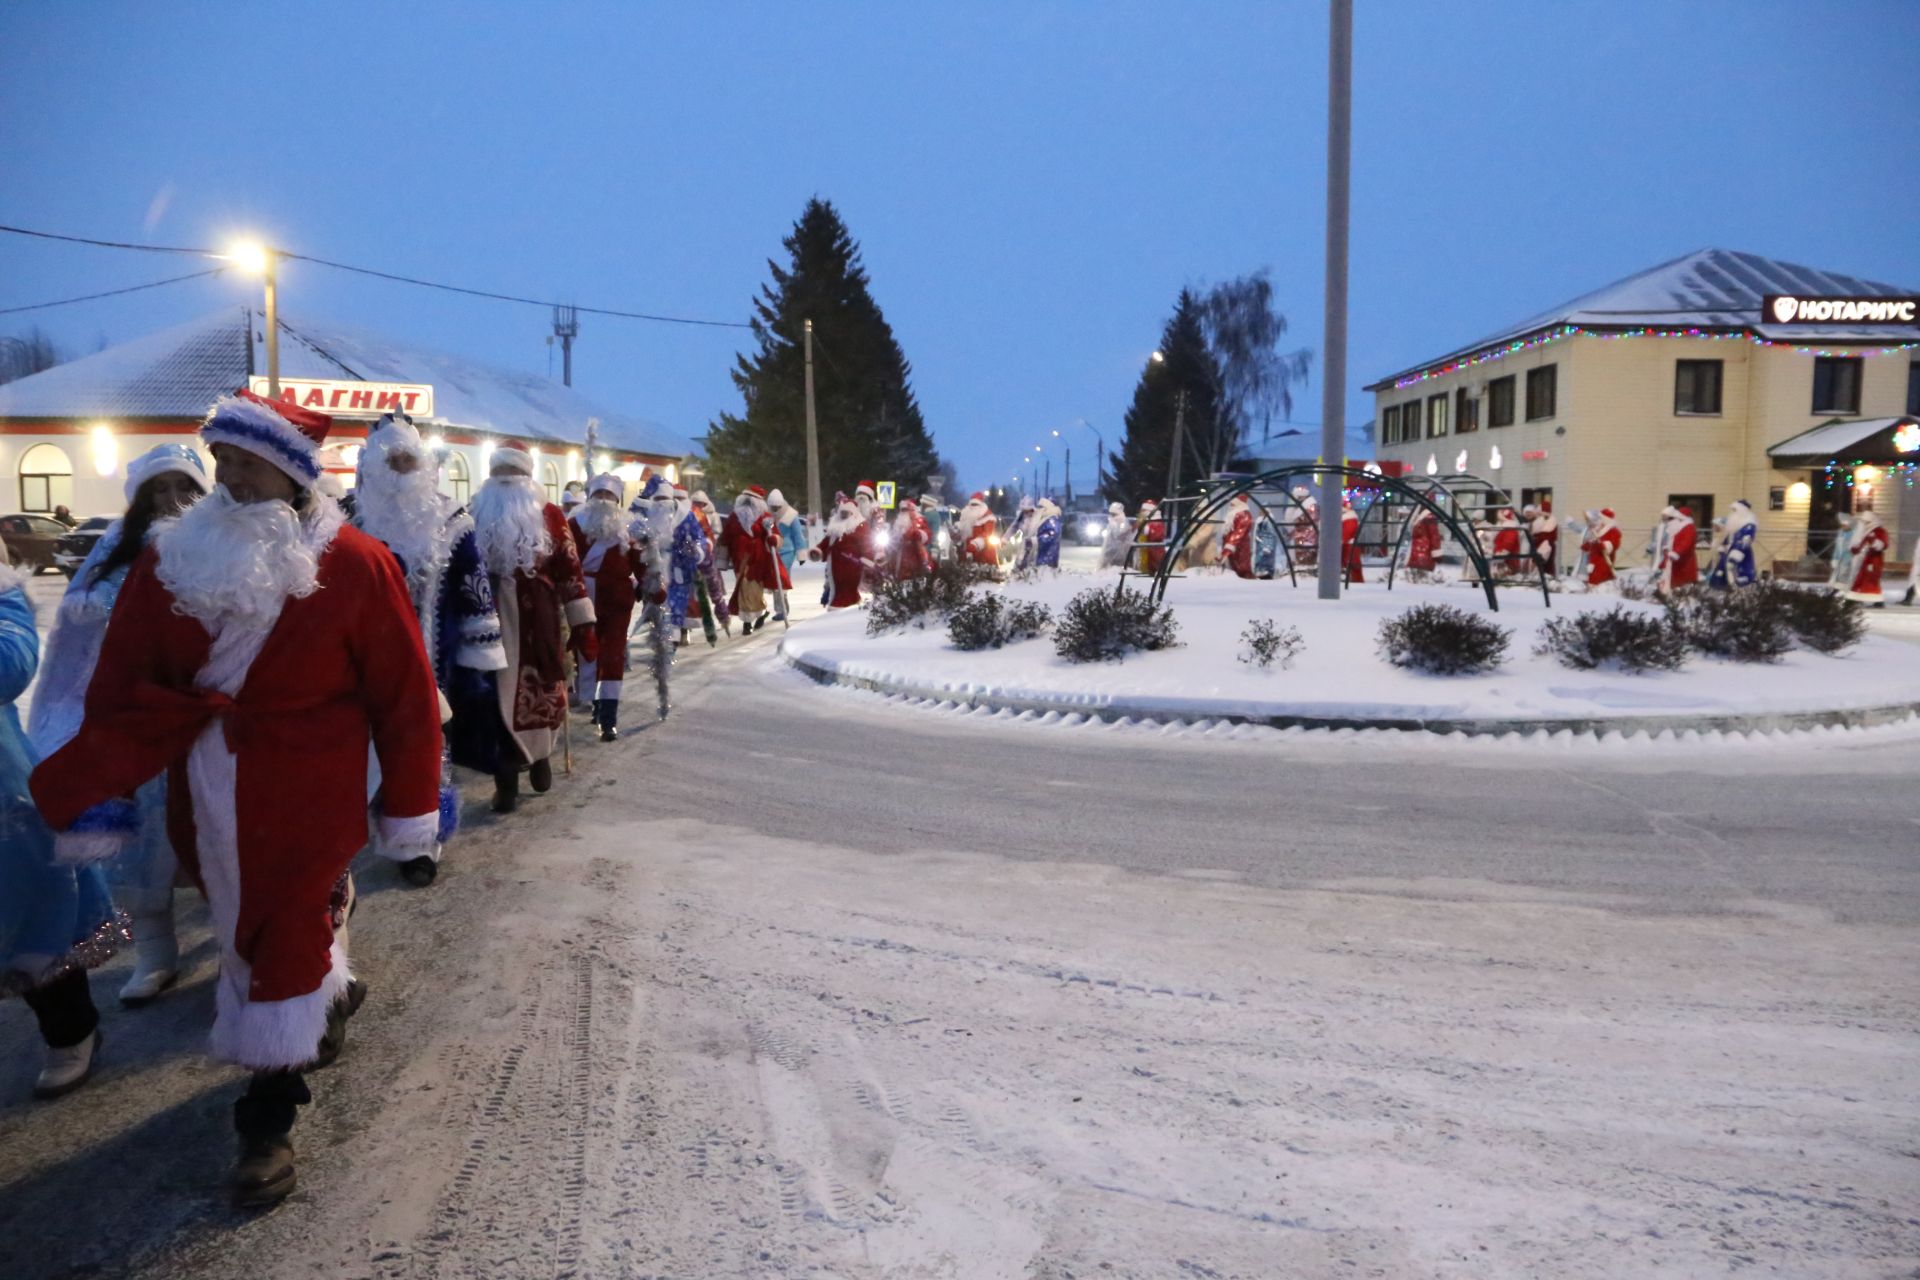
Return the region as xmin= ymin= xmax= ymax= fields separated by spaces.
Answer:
xmin=1767 ymin=416 xmax=1920 ymax=467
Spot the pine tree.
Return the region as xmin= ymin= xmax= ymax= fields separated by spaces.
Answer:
xmin=1106 ymin=290 xmax=1226 ymax=508
xmin=705 ymin=199 xmax=941 ymax=511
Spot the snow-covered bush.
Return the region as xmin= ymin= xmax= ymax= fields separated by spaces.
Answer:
xmin=1665 ymin=585 xmax=1792 ymax=663
xmin=867 ymin=561 xmax=991 ymax=636
xmin=1533 ymin=606 xmax=1688 ymax=672
xmin=1239 ymin=618 xmax=1304 ymax=670
xmin=1765 ymin=582 xmax=1865 ymax=655
xmin=1054 ymin=586 xmax=1179 ymax=663
xmin=1377 ymin=603 xmax=1510 ymax=675
xmin=946 ymin=593 xmax=1053 ymax=651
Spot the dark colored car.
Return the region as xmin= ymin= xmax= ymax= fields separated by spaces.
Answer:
xmin=0 ymin=513 xmax=69 ymax=573
xmin=54 ymin=516 xmax=115 ymax=576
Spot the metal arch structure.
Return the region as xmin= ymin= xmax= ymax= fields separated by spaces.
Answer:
xmin=1121 ymin=464 xmax=1509 ymax=611
xmin=1379 ymin=472 xmax=1553 ymax=608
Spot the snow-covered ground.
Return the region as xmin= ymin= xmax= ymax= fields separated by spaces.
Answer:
xmin=784 ymin=562 xmax=1920 ymax=727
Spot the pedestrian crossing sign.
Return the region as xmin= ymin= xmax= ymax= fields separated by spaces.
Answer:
xmin=876 ymin=481 xmax=897 ymax=509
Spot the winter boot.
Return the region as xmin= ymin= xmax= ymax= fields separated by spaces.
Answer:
xmin=311 ymin=978 xmax=369 ymax=1070
xmin=34 ymin=1029 xmax=101 ymax=1100
xmin=232 ymin=1071 xmax=309 ymax=1207
xmin=597 ymin=699 xmax=619 ymax=743
xmin=119 ymin=908 xmax=181 ymax=1006
xmin=492 ymin=765 xmax=519 ymax=814
xmin=528 ymin=757 xmax=553 ymax=793
xmin=399 ymin=855 xmax=438 ymax=888
xmin=755 ymin=610 xmax=771 ymax=631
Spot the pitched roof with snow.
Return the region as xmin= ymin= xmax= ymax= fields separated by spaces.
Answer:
xmin=0 ymin=307 xmax=696 ymax=460
xmin=1371 ymin=249 xmax=1920 ymax=390
xmin=1766 ymin=416 xmax=1920 ymax=464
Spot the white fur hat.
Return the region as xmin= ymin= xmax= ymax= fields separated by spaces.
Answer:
xmin=490 ymin=439 xmax=536 ymax=477
xmin=587 ymin=472 xmax=624 ymax=503
xmin=124 ymin=442 xmax=209 ymax=503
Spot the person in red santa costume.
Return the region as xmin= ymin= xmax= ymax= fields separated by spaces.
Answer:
xmin=1655 ymin=504 xmax=1700 ymax=595
xmin=719 ymin=484 xmax=789 ymax=632
xmin=1580 ymin=508 xmax=1623 ymax=587
xmin=1525 ymin=501 xmax=1558 ymax=579
xmin=1405 ymin=507 xmax=1442 ymax=581
xmin=1845 ymin=508 xmax=1891 ymax=605
xmin=1135 ymin=499 xmax=1167 ymax=573
xmin=1341 ymin=500 xmax=1365 ymax=583
xmin=1220 ymin=493 xmax=1256 ymax=579
xmin=461 ymin=440 xmax=594 ymax=814
xmin=814 ymin=494 xmax=877 ymax=608
xmin=1490 ymin=508 xmax=1522 ymax=579
xmin=30 ymin=389 xmax=442 ymax=1205
xmin=955 ymin=491 xmax=1000 ymax=569
xmin=892 ymin=494 xmax=932 ymax=579
xmin=574 ymin=474 xmax=639 ymax=740
xmin=1289 ymin=487 xmax=1319 ymax=566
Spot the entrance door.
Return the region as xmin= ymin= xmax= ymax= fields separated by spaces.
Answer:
xmin=1807 ymin=473 xmax=1844 ymax=558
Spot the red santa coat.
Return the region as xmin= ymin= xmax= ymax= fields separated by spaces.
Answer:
xmin=1529 ymin=514 xmax=1558 ymax=571
xmin=1660 ymin=519 xmax=1699 ymax=591
xmin=566 ymin=514 xmax=597 ymax=663
xmin=1136 ymin=510 xmax=1166 ymax=573
xmin=720 ymin=510 xmax=790 ymax=601
xmin=1583 ymin=524 xmax=1622 ymax=585
xmin=959 ymin=510 xmax=999 ymax=567
xmin=894 ymin=509 xmax=932 ymax=579
xmin=1221 ymin=504 xmax=1256 ymax=578
xmin=1492 ymin=522 xmax=1522 ymax=578
xmin=32 ymin=517 xmax=441 ymax=1070
xmin=1848 ymin=520 xmax=1890 ymax=601
xmin=497 ymin=504 xmax=595 ymax=765
xmin=1341 ymin=507 xmax=1365 ymax=583
xmin=581 ymin=539 xmax=637 ymax=695
xmin=822 ymin=520 xmax=872 ymax=608
xmin=1407 ymin=512 xmax=1441 ymax=571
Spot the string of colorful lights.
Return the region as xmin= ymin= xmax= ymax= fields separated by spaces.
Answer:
xmin=1392 ymin=324 xmax=1920 ymax=390
xmin=1821 ymin=460 xmax=1918 ymax=490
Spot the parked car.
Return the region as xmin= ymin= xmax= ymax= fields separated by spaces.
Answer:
xmin=0 ymin=513 xmax=68 ymax=573
xmin=54 ymin=516 xmax=115 ymax=576
xmin=1064 ymin=496 xmax=1109 ymax=545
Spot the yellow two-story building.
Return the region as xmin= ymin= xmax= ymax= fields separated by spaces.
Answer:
xmin=1367 ymin=249 xmax=1919 ymax=573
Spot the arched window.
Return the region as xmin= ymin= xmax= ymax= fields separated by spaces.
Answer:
xmin=442 ymin=451 xmax=471 ymax=507
xmin=19 ymin=442 xmax=74 ymax=513
xmin=542 ymin=461 xmax=562 ymax=505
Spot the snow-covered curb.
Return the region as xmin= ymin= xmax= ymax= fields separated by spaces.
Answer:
xmin=780 ymin=573 xmax=1920 ymax=739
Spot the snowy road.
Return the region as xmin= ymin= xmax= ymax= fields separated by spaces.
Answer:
xmin=3 ymin=572 xmax=1919 ymax=1278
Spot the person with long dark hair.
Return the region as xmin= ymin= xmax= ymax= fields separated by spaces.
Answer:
xmin=29 ymin=443 xmax=208 ymax=1006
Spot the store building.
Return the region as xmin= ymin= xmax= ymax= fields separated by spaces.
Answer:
xmin=0 ymin=307 xmax=697 ymax=518
xmin=1367 ymin=249 xmax=1920 ymax=572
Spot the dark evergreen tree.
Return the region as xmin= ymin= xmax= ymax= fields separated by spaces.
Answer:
xmin=705 ymin=199 xmax=941 ymax=510
xmin=1105 ymin=290 xmax=1226 ymax=508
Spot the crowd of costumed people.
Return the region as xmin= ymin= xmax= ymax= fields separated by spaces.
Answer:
xmin=0 ymin=392 xmax=958 ymax=1206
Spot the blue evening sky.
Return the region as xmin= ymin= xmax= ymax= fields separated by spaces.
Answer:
xmin=4 ymin=1 xmax=1917 ymax=496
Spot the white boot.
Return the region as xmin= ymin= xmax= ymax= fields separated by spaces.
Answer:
xmin=35 ymin=1029 xmax=100 ymax=1099
xmin=119 ymin=910 xmax=180 ymax=1006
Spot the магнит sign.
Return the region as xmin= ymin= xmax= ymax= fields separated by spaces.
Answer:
xmin=248 ymin=377 xmax=435 ymax=418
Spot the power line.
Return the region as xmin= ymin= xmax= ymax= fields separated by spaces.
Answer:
xmin=0 ymin=223 xmax=752 ymax=330
xmin=0 ymin=266 xmax=230 ymax=316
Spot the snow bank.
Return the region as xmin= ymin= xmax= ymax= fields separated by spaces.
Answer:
xmin=782 ymin=571 xmax=1920 ymax=729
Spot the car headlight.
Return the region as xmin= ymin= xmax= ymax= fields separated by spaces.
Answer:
xmin=874 ymin=529 xmax=891 ymax=550
xmin=1082 ymin=520 xmax=1101 ymax=537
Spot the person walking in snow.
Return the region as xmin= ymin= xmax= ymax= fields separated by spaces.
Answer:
xmin=1032 ymin=497 xmax=1063 ymax=570
xmin=892 ymin=496 xmax=932 ymax=579
xmin=719 ymin=485 xmax=788 ymax=632
xmin=351 ymin=412 xmax=506 ymax=887
xmin=1100 ymin=502 xmax=1132 ymax=568
xmin=1007 ymin=495 xmax=1039 ymax=572
xmin=1489 ymin=508 xmax=1523 ymax=580
xmin=29 ymin=444 xmax=205 ymax=1004
xmin=814 ymin=495 xmax=877 ymax=608
xmin=1654 ymin=505 xmax=1700 ymax=596
xmin=1220 ymin=493 xmax=1256 ymax=579
xmin=1135 ymin=499 xmax=1168 ymax=573
xmin=769 ymin=489 xmax=808 ymax=580
xmin=1844 ymin=508 xmax=1890 ymax=605
xmin=574 ymin=474 xmax=641 ymax=740
xmin=458 ymin=440 xmax=594 ymax=814
xmin=1289 ymin=487 xmax=1318 ymax=566
xmin=1405 ymin=507 xmax=1442 ymax=581
xmin=1341 ymin=501 xmax=1366 ymax=584
xmin=1580 ymin=508 xmax=1623 ymax=587
xmin=955 ymin=492 xmax=999 ymax=570
xmin=30 ymin=389 xmax=443 ymax=1205
xmin=4 ymin=557 xmax=128 ymax=1101
xmin=1708 ymin=501 xmax=1759 ymax=590
xmin=1526 ymin=502 xmax=1559 ymax=580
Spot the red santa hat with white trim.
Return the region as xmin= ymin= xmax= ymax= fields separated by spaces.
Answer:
xmin=200 ymin=388 xmax=333 ymax=488
xmin=855 ymin=480 xmax=877 ymax=502
xmin=491 ymin=438 xmax=536 ymax=476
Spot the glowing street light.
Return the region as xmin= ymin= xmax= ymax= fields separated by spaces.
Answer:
xmin=1149 ymin=350 xmax=1165 ymax=364
xmin=224 ymin=239 xmax=281 ymax=396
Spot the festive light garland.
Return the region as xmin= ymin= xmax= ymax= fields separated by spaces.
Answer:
xmin=1391 ymin=323 xmax=1920 ymax=390
xmin=1821 ymin=460 xmax=1918 ymax=490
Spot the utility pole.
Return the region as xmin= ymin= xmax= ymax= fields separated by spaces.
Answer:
xmin=1065 ymin=446 xmax=1072 ymax=504
xmin=263 ymin=252 xmax=280 ymax=398
xmin=1318 ymin=0 xmax=1353 ymax=600
xmin=803 ymin=319 xmax=822 ymax=520
xmin=552 ymin=306 xmax=580 ymax=387
xmin=1167 ymin=386 xmax=1189 ymax=508
xmin=1044 ymin=457 xmax=1051 ymax=499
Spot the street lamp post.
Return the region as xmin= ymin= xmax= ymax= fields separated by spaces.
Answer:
xmin=228 ymin=242 xmax=280 ymax=396
xmin=1318 ymin=0 xmax=1354 ymax=600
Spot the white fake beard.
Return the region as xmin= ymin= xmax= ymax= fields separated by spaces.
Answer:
xmin=644 ymin=500 xmax=679 ymax=543
xmin=578 ymin=497 xmax=628 ymax=547
xmin=892 ymin=507 xmax=917 ymax=534
xmin=154 ymin=486 xmax=324 ymax=628
xmin=471 ymin=475 xmax=552 ymax=575
xmin=354 ymin=444 xmax=447 ymax=568
xmin=827 ymin=507 xmax=863 ymax=538
xmin=956 ymin=503 xmax=987 ymax=534
xmin=734 ymin=495 xmax=766 ymax=524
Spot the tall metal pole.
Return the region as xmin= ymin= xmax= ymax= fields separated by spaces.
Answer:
xmin=1065 ymin=445 xmax=1072 ymax=503
xmin=1044 ymin=456 xmax=1051 ymax=499
xmin=1167 ymin=389 xmax=1188 ymax=505
xmin=1317 ymin=0 xmax=1353 ymax=600
xmin=803 ymin=319 xmax=822 ymax=520
xmin=263 ymin=252 xmax=280 ymax=398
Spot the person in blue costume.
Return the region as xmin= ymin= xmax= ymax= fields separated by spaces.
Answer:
xmin=769 ymin=488 xmax=809 ymax=580
xmin=28 ymin=442 xmax=205 ymax=1007
xmin=352 ymin=410 xmax=507 ymax=885
xmin=3 ymin=557 xmax=129 ymax=1098
xmin=1033 ymin=497 xmax=1063 ymax=569
xmin=1707 ymin=499 xmax=1760 ymax=590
